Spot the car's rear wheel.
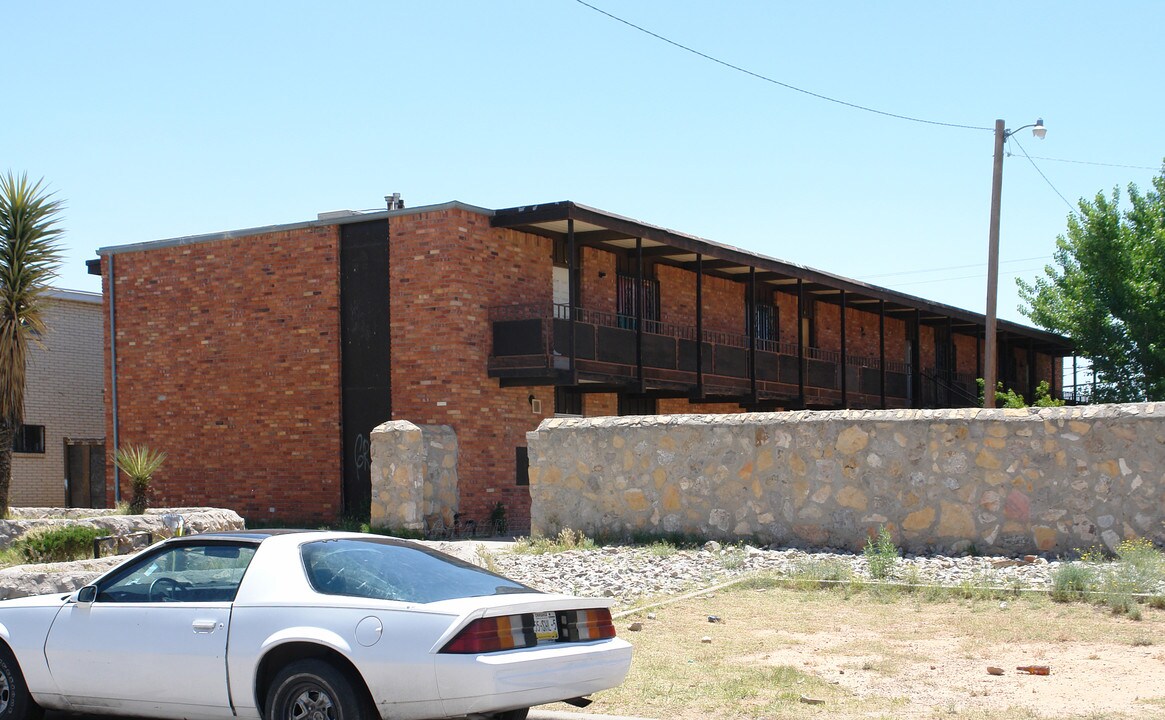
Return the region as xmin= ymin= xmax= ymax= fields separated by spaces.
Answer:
xmin=491 ymin=710 xmax=529 ymax=720
xmin=265 ymin=659 xmax=366 ymax=720
xmin=0 ymin=644 xmax=43 ymax=720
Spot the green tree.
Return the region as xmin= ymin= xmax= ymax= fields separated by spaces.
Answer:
xmin=0 ymin=173 xmax=64 ymax=517
xmin=1018 ymin=165 xmax=1165 ymax=402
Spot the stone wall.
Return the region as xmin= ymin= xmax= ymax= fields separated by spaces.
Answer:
xmin=369 ymin=421 xmax=459 ymax=534
xmin=0 ymin=507 xmax=246 ymax=600
xmin=0 ymin=507 xmax=245 ymax=550
xmin=526 ymin=405 xmax=1165 ymax=556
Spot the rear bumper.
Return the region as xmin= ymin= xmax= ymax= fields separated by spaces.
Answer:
xmin=435 ymin=637 xmax=633 ymax=717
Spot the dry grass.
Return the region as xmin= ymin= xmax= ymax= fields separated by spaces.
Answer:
xmin=547 ymin=575 xmax=1165 ymax=720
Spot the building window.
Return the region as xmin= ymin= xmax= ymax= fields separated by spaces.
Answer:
xmin=555 ymin=387 xmax=583 ymax=416
xmin=13 ymin=424 xmax=45 ymax=454
xmin=753 ymin=303 xmax=777 ymax=342
xmin=618 ymin=394 xmax=657 ymax=417
xmin=616 ymin=273 xmax=660 ymax=330
xmin=515 ymin=447 xmax=530 ymax=487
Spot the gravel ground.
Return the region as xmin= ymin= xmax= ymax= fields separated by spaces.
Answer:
xmin=482 ymin=543 xmax=1075 ymax=610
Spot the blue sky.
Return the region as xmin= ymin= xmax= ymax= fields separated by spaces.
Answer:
xmin=4 ymin=1 xmax=1160 ymax=325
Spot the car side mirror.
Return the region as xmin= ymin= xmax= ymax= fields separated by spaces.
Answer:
xmin=74 ymin=585 xmax=98 ymax=605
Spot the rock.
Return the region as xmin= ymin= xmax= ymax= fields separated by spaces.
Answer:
xmin=700 ymin=636 xmax=712 ymax=644
xmin=987 ymin=667 xmax=1004 ymax=676
xmin=708 ymin=615 xmax=722 ymax=623
xmin=628 ymin=622 xmax=643 ymax=631
xmin=703 ymin=541 xmax=722 ymax=553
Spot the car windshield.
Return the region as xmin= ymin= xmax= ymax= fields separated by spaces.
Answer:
xmin=300 ymin=537 xmax=536 ymax=603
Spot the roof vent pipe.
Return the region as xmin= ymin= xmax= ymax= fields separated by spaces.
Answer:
xmin=386 ymin=193 xmax=404 ymax=210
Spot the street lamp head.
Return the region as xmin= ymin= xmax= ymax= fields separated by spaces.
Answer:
xmin=1032 ymin=118 xmax=1047 ymax=139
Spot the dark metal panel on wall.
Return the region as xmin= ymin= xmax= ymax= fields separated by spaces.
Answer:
xmin=340 ymin=219 xmax=391 ymax=519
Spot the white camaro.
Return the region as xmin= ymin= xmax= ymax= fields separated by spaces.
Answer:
xmin=0 ymin=530 xmax=632 ymax=720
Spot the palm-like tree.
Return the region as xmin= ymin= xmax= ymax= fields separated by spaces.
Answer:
xmin=0 ymin=172 xmax=64 ymax=517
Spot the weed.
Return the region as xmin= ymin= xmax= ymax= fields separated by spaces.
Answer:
xmin=1050 ymin=562 xmax=1095 ymax=602
xmin=791 ymin=557 xmax=853 ymax=589
xmin=475 ymin=544 xmax=499 ymax=573
xmin=718 ymin=545 xmax=747 ymax=570
xmin=863 ymin=525 xmax=899 ymax=580
xmin=513 ymin=528 xmax=597 ymax=554
xmin=646 ymin=539 xmax=678 ymax=558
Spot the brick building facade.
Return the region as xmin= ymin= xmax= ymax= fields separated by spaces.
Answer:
xmin=11 ymin=290 xmax=105 ymax=508
xmin=92 ymin=201 xmax=1075 ymax=529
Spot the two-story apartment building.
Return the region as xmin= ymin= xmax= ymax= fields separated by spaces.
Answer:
xmin=90 ymin=200 xmax=1075 ymax=529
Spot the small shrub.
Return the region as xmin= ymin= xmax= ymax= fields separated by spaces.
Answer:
xmin=113 ymin=444 xmax=167 ymax=515
xmin=513 ymin=528 xmax=596 ymax=555
xmin=16 ymin=525 xmax=106 ymax=564
xmin=1050 ymin=563 xmax=1095 ymax=602
xmin=488 ymin=502 xmax=507 ymax=536
xmin=863 ymin=526 xmax=899 ymax=580
xmin=1113 ymin=537 xmax=1165 ymax=594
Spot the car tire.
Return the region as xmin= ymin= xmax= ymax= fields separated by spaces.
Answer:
xmin=0 ymin=644 xmax=43 ymax=720
xmin=492 ymin=710 xmax=529 ymax=720
xmin=265 ymin=659 xmax=368 ymax=720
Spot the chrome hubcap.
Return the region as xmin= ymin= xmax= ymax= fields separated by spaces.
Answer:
xmin=0 ymin=672 xmax=10 ymax=715
xmin=289 ymin=687 xmax=335 ymax=720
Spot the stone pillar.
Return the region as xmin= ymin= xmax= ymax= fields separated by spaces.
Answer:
xmin=369 ymin=420 xmax=426 ymax=531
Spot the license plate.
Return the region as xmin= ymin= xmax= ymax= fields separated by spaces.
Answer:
xmin=533 ymin=611 xmax=558 ymax=641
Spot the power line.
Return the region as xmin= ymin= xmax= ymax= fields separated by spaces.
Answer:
xmin=859 ymin=255 xmax=1051 ymax=280
xmin=1009 ymin=137 xmax=1077 ymax=213
xmin=1024 ymin=156 xmax=1159 ymax=172
xmin=573 ymin=0 xmax=993 ymax=132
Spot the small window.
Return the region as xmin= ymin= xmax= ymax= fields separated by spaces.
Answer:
xmin=555 ymin=387 xmax=583 ymax=416
xmin=618 ymin=395 xmax=657 ymax=417
xmin=13 ymin=424 xmax=45 ymax=454
xmin=516 ymin=447 xmax=530 ymax=487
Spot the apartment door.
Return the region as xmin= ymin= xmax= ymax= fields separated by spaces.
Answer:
xmin=65 ymin=440 xmax=105 ymax=508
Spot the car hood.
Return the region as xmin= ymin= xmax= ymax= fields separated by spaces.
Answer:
xmin=0 ymin=591 xmax=72 ymax=608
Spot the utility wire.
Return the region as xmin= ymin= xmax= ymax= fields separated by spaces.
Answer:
xmin=1024 ymin=156 xmax=1159 ymax=172
xmin=1010 ymin=137 xmax=1077 ymax=213
xmin=573 ymin=0 xmax=993 ymax=132
xmin=859 ymin=255 xmax=1051 ymax=280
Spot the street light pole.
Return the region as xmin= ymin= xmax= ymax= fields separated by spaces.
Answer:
xmin=983 ymin=120 xmax=1006 ymax=408
xmin=982 ymin=118 xmax=1045 ymax=409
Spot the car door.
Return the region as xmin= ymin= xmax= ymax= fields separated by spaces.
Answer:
xmin=43 ymin=541 xmax=255 ymax=720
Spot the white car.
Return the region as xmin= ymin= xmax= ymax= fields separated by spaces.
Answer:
xmin=0 ymin=530 xmax=632 ymax=720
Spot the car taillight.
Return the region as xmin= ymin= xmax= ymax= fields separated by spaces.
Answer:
xmin=559 ymin=608 xmax=616 ymax=641
xmin=441 ymin=615 xmax=538 ymax=654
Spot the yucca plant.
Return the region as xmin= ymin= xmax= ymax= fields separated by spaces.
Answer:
xmin=114 ymin=445 xmax=167 ymax=514
xmin=0 ymin=172 xmax=64 ymax=518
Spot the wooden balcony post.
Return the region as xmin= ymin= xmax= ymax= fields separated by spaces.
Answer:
xmin=696 ymin=254 xmax=704 ymax=398
xmin=879 ymin=299 xmax=886 ymax=409
xmin=840 ymin=290 xmax=848 ymax=407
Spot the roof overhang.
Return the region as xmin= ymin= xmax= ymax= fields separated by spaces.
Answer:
xmin=492 ymin=201 xmax=1074 ymax=356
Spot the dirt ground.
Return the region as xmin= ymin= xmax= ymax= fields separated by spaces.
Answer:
xmin=751 ymin=616 xmax=1165 ymax=717
xmin=595 ymin=584 xmax=1165 ymax=720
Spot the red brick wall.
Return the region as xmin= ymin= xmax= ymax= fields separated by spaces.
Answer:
xmin=656 ymin=264 xmax=744 ymax=335
xmin=585 ymin=393 xmax=617 ymax=417
xmin=580 ymin=247 xmax=617 ymax=313
xmin=388 ymin=209 xmax=553 ymax=531
xmin=103 ymin=226 xmax=343 ymax=522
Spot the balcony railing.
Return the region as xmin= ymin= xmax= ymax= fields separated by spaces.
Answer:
xmin=488 ymin=303 xmax=979 ymax=407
